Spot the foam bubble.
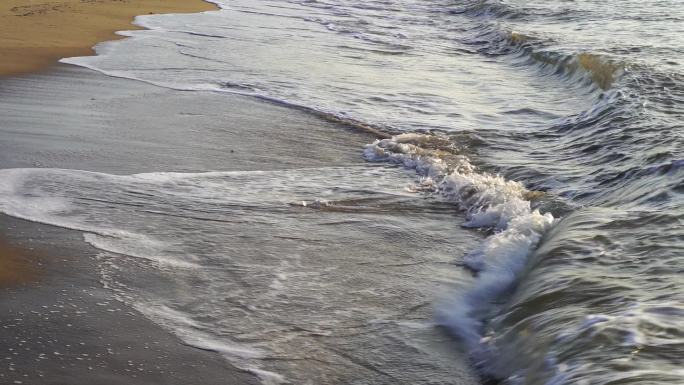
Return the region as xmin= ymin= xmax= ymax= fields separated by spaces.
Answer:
xmin=0 ymin=169 xmax=201 ymax=268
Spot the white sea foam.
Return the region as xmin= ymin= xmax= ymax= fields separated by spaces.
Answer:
xmin=83 ymin=233 xmax=199 ymax=269
xmin=0 ymin=168 xmax=199 ymax=268
xmin=365 ymin=133 xmax=555 ymax=348
xmin=141 ymin=304 xmax=266 ymax=359
xmin=134 ymin=303 xmax=287 ymax=384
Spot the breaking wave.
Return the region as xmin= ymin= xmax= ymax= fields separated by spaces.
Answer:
xmin=364 ymin=133 xmax=555 ymax=352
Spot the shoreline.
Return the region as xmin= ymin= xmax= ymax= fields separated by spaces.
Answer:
xmin=0 ymin=64 xmax=341 ymax=384
xmin=0 ymin=1 xmax=482 ymax=381
xmin=0 ymin=213 xmax=260 ymax=385
xmin=0 ymin=0 xmax=217 ymax=76
xmin=0 ymin=64 xmax=480 ymax=384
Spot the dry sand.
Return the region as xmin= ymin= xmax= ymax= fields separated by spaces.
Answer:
xmin=0 ymin=0 xmax=217 ymax=76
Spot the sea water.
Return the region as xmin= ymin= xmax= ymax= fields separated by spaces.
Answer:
xmin=2 ymin=0 xmax=682 ymax=383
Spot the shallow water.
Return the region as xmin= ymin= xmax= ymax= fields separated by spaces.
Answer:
xmin=0 ymin=68 xmax=481 ymax=384
xmin=0 ymin=166 xmax=483 ymax=384
xmin=3 ymin=0 xmax=684 ymax=383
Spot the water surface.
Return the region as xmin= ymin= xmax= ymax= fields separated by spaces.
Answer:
xmin=4 ymin=0 xmax=684 ymax=383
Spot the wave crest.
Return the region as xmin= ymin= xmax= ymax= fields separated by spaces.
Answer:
xmin=364 ymin=133 xmax=555 ymax=356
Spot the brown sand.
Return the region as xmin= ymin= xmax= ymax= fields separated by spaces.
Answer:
xmin=0 ymin=238 xmax=38 ymax=287
xmin=0 ymin=0 xmax=217 ymax=76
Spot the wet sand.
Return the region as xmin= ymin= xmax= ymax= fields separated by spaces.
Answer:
xmin=0 ymin=0 xmax=217 ymax=76
xmin=0 ymin=214 xmax=260 ymax=385
xmin=0 ymin=238 xmax=38 ymax=288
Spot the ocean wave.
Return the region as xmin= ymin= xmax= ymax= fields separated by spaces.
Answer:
xmin=462 ymin=24 xmax=623 ymax=90
xmin=454 ymin=1 xmax=625 ymax=91
xmin=364 ymin=133 xmax=555 ymax=356
xmin=472 ymin=205 xmax=684 ymax=384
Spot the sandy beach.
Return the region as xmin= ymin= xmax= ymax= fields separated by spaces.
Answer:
xmin=0 ymin=0 xmax=216 ymax=283
xmin=0 ymin=0 xmax=676 ymax=383
xmin=3 ymin=0 xmax=681 ymax=383
xmin=0 ymin=0 xmax=216 ymax=76
xmin=0 ymin=1 xmax=349 ymax=383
